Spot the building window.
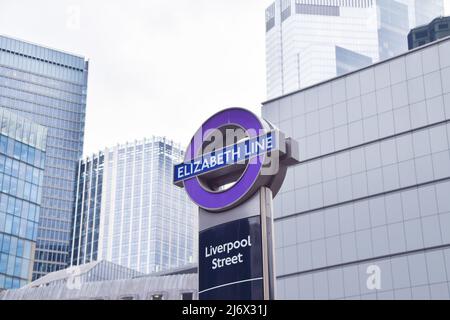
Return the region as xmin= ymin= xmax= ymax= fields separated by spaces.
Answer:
xmin=265 ymin=3 xmax=276 ymax=32
xmin=415 ymin=30 xmax=429 ymax=39
xmin=281 ymin=0 xmax=291 ymax=22
xmin=296 ymin=3 xmax=340 ymax=16
xmin=181 ymin=292 xmax=194 ymax=300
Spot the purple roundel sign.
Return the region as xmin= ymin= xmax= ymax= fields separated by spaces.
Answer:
xmin=174 ymin=107 xmax=299 ymax=300
xmin=176 ymin=108 xmax=272 ymax=212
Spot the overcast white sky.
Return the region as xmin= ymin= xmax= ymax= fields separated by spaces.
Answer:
xmin=0 ymin=0 xmax=449 ymax=155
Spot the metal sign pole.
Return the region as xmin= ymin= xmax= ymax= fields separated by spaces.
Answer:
xmin=260 ymin=187 xmax=275 ymax=300
xmin=198 ymin=187 xmax=275 ymax=300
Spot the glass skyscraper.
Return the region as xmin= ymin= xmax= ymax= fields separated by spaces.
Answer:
xmin=0 ymin=35 xmax=88 ymax=280
xmin=266 ymin=0 xmax=380 ymax=99
xmin=70 ymin=137 xmax=197 ymax=274
xmin=0 ymin=107 xmax=47 ymax=289
xmin=265 ymin=0 xmax=444 ymax=99
xmin=378 ymin=0 xmax=445 ymax=60
xmin=263 ymin=36 xmax=450 ymax=299
xmin=70 ymin=152 xmax=103 ymax=267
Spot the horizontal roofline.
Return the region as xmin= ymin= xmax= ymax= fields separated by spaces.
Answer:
xmin=0 ymin=33 xmax=87 ymax=60
xmin=82 ymin=136 xmax=185 ymax=160
xmin=262 ymin=35 xmax=450 ymax=105
xmin=411 ymin=15 xmax=449 ymax=30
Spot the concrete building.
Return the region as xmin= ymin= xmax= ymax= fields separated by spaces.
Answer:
xmin=0 ymin=35 xmax=89 ymax=279
xmin=0 ymin=108 xmax=47 ymax=289
xmin=265 ymin=0 xmax=445 ymax=99
xmin=70 ymin=137 xmax=197 ymax=274
xmin=408 ymin=16 xmax=450 ymax=50
xmin=262 ymin=36 xmax=450 ymax=299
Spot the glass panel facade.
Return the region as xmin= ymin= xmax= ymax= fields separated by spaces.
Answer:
xmin=263 ymin=38 xmax=450 ymax=299
xmin=265 ymin=0 xmax=379 ymax=99
xmin=0 ymin=35 xmax=88 ymax=280
xmin=408 ymin=17 xmax=450 ymax=50
xmin=70 ymin=153 xmax=103 ymax=265
xmin=377 ymin=0 xmax=410 ymax=61
xmin=336 ymin=46 xmax=373 ymax=76
xmin=0 ymin=107 xmax=47 ymax=289
xmin=70 ymin=137 xmax=197 ymax=274
xmin=379 ymin=0 xmax=445 ymax=59
xmin=265 ymin=0 xmax=444 ymax=99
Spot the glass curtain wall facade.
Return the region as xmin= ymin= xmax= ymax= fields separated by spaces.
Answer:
xmin=378 ymin=0 xmax=445 ymax=60
xmin=336 ymin=46 xmax=374 ymax=77
xmin=70 ymin=137 xmax=197 ymax=274
xmin=70 ymin=152 xmax=103 ymax=266
xmin=262 ymin=37 xmax=450 ymax=299
xmin=377 ymin=0 xmax=410 ymax=60
xmin=408 ymin=17 xmax=450 ymax=50
xmin=265 ymin=0 xmax=444 ymax=99
xmin=0 ymin=108 xmax=47 ymax=289
xmin=266 ymin=0 xmax=379 ymax=99
xmin=0 ymin=35 xmax=88 ymax=280
xmin=404 ymin=0 xmax=446 ymax=28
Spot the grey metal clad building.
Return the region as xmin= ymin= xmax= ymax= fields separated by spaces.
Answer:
xmin=262 ymin=37 xmax=450 ymax=299
xmin=0 ymin=35 xmax=89 ymax=280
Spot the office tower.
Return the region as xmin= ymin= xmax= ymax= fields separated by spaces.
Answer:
xmin=265 ymin=0 xmax=444 ymax=99
xmin=70 ymin=151 xmax=103 ymax=267
xmin=70 ymin=137 xmax=197 ymax=274
xmin=405 ymin=0 xmax=446 ymax=27
xmin=262 ymin=37 xmax=450 ymax=299
xmin=408 ymin=16 xmax=450 ymax=50
xmin=378 ymin=0 xmax=445 ymax=60
xmin=0 ymin=35 xmax=88 ymax=279
xmin=266 ymin=0 xmax=379 ymax=99
xmin=0 ymin=108 xmax=47 ymax=289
